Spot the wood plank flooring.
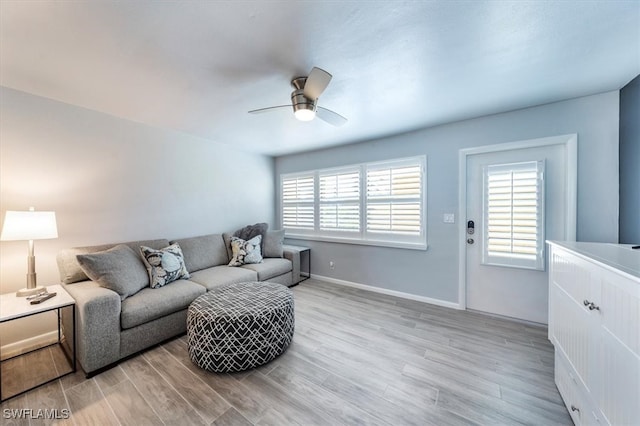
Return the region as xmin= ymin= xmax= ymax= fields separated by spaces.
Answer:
xmin=1 ymin=279 xmax=571 ymax=425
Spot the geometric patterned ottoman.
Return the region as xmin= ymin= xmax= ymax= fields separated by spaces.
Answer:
xmin=187 ymin=281 xmax=295 ymax=373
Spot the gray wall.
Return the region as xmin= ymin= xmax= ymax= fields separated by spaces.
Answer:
xmin=619 ymin=74 xmax=640 ymax=244
xmin=0 ymin=87 xmax=274 ymax=345
xmin=276 ymin=91 xmax=620 ymax=304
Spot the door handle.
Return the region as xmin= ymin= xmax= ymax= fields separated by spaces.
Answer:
xmin=467 ymin=238 xmax=474 ymax=244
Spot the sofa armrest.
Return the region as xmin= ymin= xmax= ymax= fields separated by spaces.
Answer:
xmin=62 ymin=281 xmax=121 ymax=374
xmin=283 ymin=246 xmax=301 ymax=284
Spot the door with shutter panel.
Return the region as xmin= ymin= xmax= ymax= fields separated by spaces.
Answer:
xmin=465 ymin=144 xmax=567 ymax=323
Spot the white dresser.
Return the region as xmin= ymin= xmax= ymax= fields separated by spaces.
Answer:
xmin=548 ymin=241 xmax=640 ymax=425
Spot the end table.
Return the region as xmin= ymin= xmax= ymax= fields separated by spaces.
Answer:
xmin=283 ymin=245 xmax=310 ymax=285
xmin=0 ymin=284 xmax=76 ymax=402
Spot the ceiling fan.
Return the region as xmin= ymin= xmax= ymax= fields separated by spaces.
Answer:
xmin=248 ymin=67 xmax=347 ymax=126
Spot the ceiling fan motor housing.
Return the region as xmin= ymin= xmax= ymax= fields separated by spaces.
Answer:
xmin=291 ymin=77 xmax=316 ymax=116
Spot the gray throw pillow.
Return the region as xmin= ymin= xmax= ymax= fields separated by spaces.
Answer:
xmin=76 ymin=244 xmax=149 ymax=300
xmin=228 ymin=235 xmax=263 ymax=266
xmin=140 ymin=243 xmax=190 ymax=289
xmin=234 ymin=222 xmax=268 ymax=251
xmin=263 ymin=230 xmax=285 ymax=258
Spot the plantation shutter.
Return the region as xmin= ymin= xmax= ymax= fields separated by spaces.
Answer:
xmin=281 ymin=174 xmax=315 ymax=231
xmin=366 ymin=161 xmax=423 ymax=237
xmin=319 ymin=169 xmax=360 ymax=233
xmin=483 ymin=161 xmax=545 ymax=270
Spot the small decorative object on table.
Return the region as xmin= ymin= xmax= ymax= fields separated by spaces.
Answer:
xmin=28 ymin=291 xmax=57 ymax=304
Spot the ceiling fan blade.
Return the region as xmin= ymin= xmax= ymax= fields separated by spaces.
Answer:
xmin=248 ymin=105 xmax=292 ymax=114
xmin=316 ymin=106 xmax=348 ymax=127
xmin=303 ymin=67 xmax=332 ymax=100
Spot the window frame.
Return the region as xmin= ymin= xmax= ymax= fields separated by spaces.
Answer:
xmin=280 ymin=156 xmax=427 ymax=250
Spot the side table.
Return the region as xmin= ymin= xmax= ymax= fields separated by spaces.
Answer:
xmin=0 ymin=284 xmax=76 ymax=402
xmin=283 ymin=245 xmax=310 ymax=285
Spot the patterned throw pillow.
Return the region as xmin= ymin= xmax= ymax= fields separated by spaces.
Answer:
xmin=233 ymin=222 xmax=268 ymax=252
xmin=228 ymin=235 xmax=263 ymax=266
xmin=140 ymin=243 xmax=190 ymax=288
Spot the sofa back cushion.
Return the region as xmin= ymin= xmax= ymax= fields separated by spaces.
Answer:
xmin=171 ymin=234 xmax=228 ymax=273
xmin=57 ymin=239 xmax=170 ymax=284
xmin=263 ymin=230 xmax=285 ymax=258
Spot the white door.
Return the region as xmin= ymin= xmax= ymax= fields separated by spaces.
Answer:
xmin=465 ymin=142 xmax=571 ymax=324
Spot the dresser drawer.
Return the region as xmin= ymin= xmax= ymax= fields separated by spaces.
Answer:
xmin=555 ymin=352 xmax=602 ymax=425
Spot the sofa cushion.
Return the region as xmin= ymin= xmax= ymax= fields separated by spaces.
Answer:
xmin=140 ymin=244 xmax=190 ymax=288
xmin=263 ymin=230 xmax=285 ymax=258
xmin=57 ymin=239 xmax=170 ymax=284
xmin=228 ymin=235 xmax=263 ymax=266
xmin=76 ymin=245 xmax=149 ymax=300
xmin=120 ymin=279 xmax=205 ymax=329
xmin=240 ymin=258 xmax=292 ymax=281
xmin=188 ymin=265 xmax=257 ymax=291
xmin=171 ymin=234 xmax=228 ymax=272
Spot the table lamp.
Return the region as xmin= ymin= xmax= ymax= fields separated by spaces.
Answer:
xmin=0 ymin=207 xmax=58 ymax=296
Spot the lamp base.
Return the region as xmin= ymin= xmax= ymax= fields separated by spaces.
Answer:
xmin=16 ymin=286 xmax=47 ymax=297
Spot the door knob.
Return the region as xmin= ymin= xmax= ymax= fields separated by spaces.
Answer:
xmin=467 ymin=238 xmax=474 ymax=244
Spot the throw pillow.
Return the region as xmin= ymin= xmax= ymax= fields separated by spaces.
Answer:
xmin=76 ymin=244 xmax=149 ymax=300
xmin=263 ymin=230 xmax=285 ymax=258
xmin=140 ymin=243 xmax=190 ymax=289
xmin=228 ymin=235 xmax=263 ymax=266
xmin=222 ymin=232 xmax=234 ymax=262
xmin=233 ymin=222 xmax=268 ymax=251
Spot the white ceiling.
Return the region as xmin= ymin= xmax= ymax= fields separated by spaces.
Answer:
xmin=1 ymin=1 xmax=639 ymax=156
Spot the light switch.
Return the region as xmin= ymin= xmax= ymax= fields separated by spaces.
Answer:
xmin=443 ymin=213 xmax=455 ymax=224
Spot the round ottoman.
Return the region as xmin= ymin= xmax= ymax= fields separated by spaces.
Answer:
xmin=187 ymin=281 xmax=295 ymax=373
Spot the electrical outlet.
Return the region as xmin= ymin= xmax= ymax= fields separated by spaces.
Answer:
xmin=443 ymin=213 xmax=455 ymax=224
xmin=329 ymin=261 xmax=335 ymax=270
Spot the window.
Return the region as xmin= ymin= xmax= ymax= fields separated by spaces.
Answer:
xmin=319 ymin=168 xmax=360 ymax=233
xmin=482 ymin=161 xmax=545 ymax=270
xmin=366 ymin=162 xmax=422 ymax=236
xmin=281 ymin=173 xmax=314 ymax=231
xmin=280 ymin=156 xmax=426 ymax=249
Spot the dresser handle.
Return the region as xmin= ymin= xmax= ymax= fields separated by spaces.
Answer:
xmin=571 ymin=405 xmax=580 ymax=413
xmin=583 ymin=300 xmax=600 ymax=311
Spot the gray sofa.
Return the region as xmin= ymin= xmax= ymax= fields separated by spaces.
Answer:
xmin=56 ymin=232 xmax=301 ymax=376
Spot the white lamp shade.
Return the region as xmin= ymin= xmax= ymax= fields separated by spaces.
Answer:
xmin=0 ymin=210 xmax=58 ymax=241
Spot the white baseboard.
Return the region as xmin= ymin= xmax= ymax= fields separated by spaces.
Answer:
xmin=310 ymin=274 xmax=462 ymax=310
xmin=0 ymin=331 xmax=59 ymax=360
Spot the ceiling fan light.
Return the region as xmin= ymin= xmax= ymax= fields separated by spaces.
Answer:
xmin=294 ymin=108 xmax=316 ymax=121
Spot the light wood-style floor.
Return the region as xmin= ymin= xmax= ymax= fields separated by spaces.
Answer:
xmin=1 ymin=279 xmax=571 ymax=425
